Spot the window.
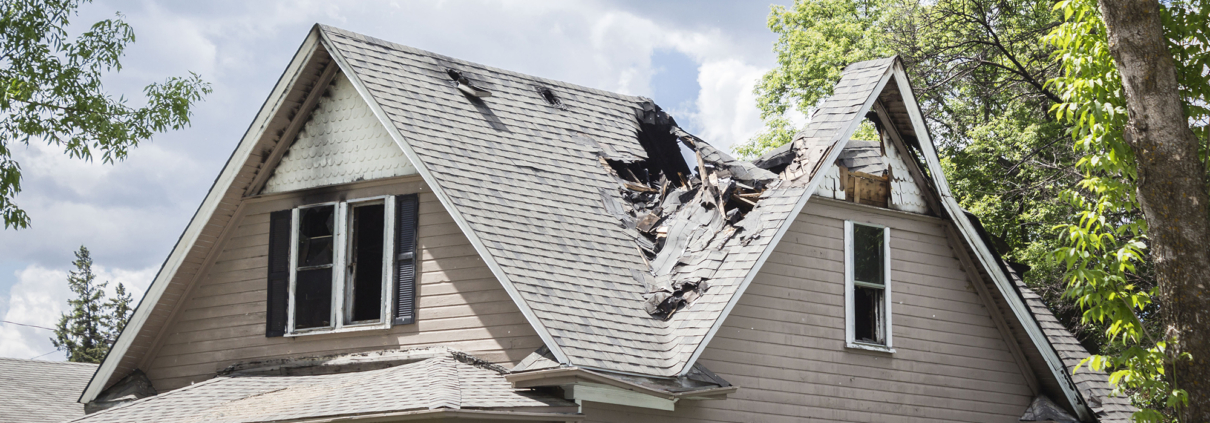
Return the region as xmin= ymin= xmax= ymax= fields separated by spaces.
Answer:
xmin=845 ymin=221 xmax=893 ymax=352
xmin=265 ymin=195 xmax=420 ymax=337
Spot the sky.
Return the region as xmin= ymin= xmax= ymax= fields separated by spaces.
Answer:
xmin=0 ymin=0 xmax=793 ymax=361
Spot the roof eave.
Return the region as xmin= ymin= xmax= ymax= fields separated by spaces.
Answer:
xmin=506 ymin=367 xmax=737 ymax=401
xmin=269 ymin=408 xmax=585 ymax=423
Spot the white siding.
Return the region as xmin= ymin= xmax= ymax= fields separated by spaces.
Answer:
xmin=815 ymin=165 xmax=847 ymax=201
xmin=264 ymin=73 xmax=417 ymax=194
xmin=813 ymin=139 xmax=930 ymax=214
xmin=885 ymin=138 xmax=929 ymax=214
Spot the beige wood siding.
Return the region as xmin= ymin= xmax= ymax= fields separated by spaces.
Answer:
xmin=142 ymin=178 xmax=543 ymax=392
xmin=582 ymin=199 xmax=1034 ymax=423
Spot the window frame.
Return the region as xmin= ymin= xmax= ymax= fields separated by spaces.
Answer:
xmin=286 ymin=195 xmax=397 ymax=336
xmin=844 ymin=220 xmax=895 ymax=353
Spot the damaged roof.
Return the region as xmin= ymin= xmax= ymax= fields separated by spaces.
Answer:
xmin=89 ymin=24 xmax=1131 ymax=422
xmin=318 ymin=25 xmax=813 ymax=377
xmin=71 ymin=349 xmax=577 ymax=423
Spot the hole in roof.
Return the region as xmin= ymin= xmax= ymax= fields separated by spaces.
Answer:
xmin=535 ymin=86 xmax=566 ymax=110
xmin=539 ymin=87 xmax=560 ymax=105
xmin=446 ymin=68 xmax=463 ymax=82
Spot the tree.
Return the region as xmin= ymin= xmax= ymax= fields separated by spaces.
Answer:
xmin=52 ymin=246 xmax=134 ymax=363
xmin=0 ymin=0 xmax=211 ymax=229
xmin=1047 ymin=0 xmax=1210 ymax=419
xmin=1083 ymin=0 xmax=1209 ymax=419
xmin=104 ymin=281 xmax=133 ymax=338
xmin=53 ymin=246 xmax=108 ymax=363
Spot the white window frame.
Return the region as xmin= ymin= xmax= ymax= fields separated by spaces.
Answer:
xmin=286 ymin=195 xmax=396 ymax=336
xmin=844 ymin=220 xmax=895 ymax=353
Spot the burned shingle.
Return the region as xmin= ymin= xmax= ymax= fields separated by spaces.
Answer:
xmin=589 ymin=102 xmax=785 ymax=320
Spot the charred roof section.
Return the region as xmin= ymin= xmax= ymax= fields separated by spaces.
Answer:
xmin=535 ymin=85 xmax=567 ymax=110
xmin=591 ymin=101 xmax=780 ymax=319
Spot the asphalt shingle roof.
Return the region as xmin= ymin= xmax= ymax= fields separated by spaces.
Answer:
xmin=318 ymin=25 xmax=826 ymax=377
xmin=1008 ymin=266 xmax=1136 ymax=422
xmin=0 ymin=357 xmax=97 ymax=423
xmin=72 ymin=352 xmax=574 ymax=423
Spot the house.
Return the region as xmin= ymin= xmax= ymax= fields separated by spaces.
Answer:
xmin=0 ymin=357 xmax=97 ymax=423
xmin=70 ymin=24 xmax=1133 ymax=422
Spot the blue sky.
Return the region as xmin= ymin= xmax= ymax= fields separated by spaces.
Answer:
xmin=0 ymin=0 xmax=791 ymax=360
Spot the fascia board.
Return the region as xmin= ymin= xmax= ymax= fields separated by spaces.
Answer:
xmin=79 ymin=27 xmax=326 ymax=403
xmin=507 ymin=368 xmax=673 ymax=399
xmin=291 ymin=409 xmax=586 ymax=422
xmin=506 ymin=367 xmax=736 ymax=402
xmin=566 ymin=383 xmax=677 ymax=411
xmin=314 ymin=28 xmax=570 ymax=365
xmin=889 ymin=63 xmax=1092 ymax=421
xmin=677 ymin=63 xmax=897 ymax=377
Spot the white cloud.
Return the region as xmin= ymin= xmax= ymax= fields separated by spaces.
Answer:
xmin=99 ymin=266 xmax=156 ymax=297
xmin=0 ymin=264 xmax=153 ymax=361
xmin=0 ymin=265 xmax=70 ymax=360
xmin=689 ymin=59 xmax=770 ymax=152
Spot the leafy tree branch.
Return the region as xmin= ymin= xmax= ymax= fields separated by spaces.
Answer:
xmin=0 ymin=0 xmax=212 ymax=229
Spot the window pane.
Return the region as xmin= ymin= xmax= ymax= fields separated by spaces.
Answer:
xmin=854 ymin=286 xmax=885 ymax=344
xmin=295 ymin=268 xmax=333 ymax=329
xmin=348 ymin=204 xmax=385 ymax=323
xmin=298 ymin=206 xmax=335 ymax=268
xmin=853 ymin=224 xmax=884 ymax=285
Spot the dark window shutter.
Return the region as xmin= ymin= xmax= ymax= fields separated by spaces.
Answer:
xmin=394 ymin=194 xmax=420 ymax=325
xmin=266 ymin=210 xmax=292 ymax=337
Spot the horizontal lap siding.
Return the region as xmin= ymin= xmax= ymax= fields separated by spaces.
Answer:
xmin=586 ymin=200 xmax=1032 ymax=423
xmin=145 ymin=183 xmax=542 ymax=392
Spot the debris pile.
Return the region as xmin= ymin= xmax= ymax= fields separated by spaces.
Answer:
xmin=598 ymin=102 xmax=778 ymax=320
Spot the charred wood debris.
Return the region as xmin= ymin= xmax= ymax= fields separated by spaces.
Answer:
xmin=596 ymin=102 xmax=779 ymax=320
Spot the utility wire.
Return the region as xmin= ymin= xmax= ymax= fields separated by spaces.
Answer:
xmin=29 ymin=347 xmax=63 ymax=360
xmin=3 ymin=320 xmax=64 ymax=360
xmin=2 ymin=320 xmax=55 ymax=331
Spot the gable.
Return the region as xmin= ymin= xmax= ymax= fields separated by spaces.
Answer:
xmin=263 ymin=72 xmax=416 ymax=194
xmin=694 ymin=57 xmax=1106 ymax=420
xmin=81 ymin=27 xmax=557 ymax=402
xmin=694 ymin=198 xmax=1035 ymax=422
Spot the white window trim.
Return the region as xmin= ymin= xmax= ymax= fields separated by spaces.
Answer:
xmin=844 ymin=220 xmax=895 ymax=353
xmin=286 ymin=195 xmax=396 ymax=336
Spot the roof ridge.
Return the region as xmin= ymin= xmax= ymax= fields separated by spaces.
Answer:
xmin=0 ymin=356 xmax=99 ymax=366
xmin=317 ymin=24 xmax=648 ymax=104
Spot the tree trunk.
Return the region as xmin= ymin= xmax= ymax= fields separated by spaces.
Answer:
xmin=1096 ymin=0 xmax=1210 ymax=420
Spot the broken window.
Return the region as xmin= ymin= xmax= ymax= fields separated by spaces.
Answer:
xmin=284 ymin=197 xmax=402 ymax=334
xmin=346 ymin=201 xmax=386 ymax=323
xmin=294 ymin=205 xmax=335 ymax=330
xmin=845 ymin=221 xmax=893 ymax=350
